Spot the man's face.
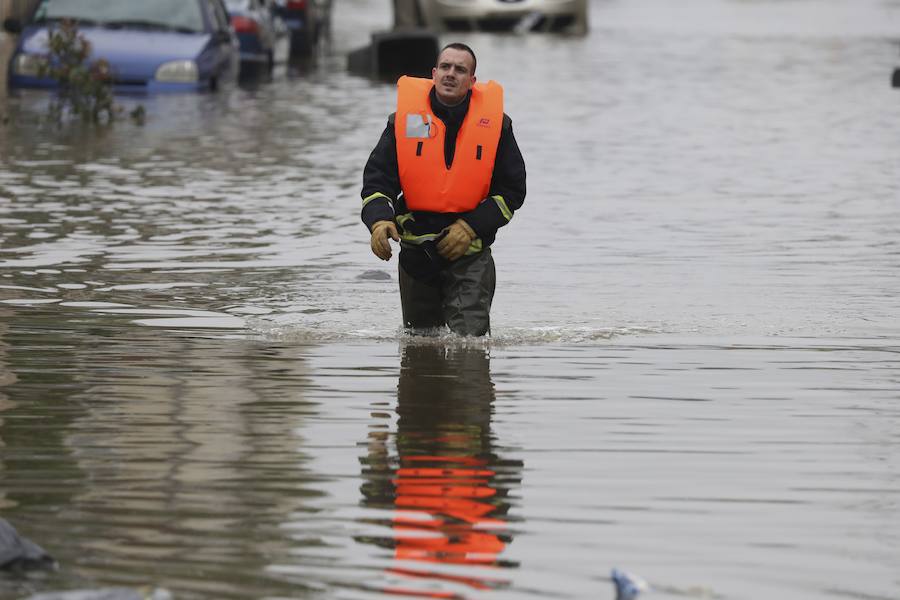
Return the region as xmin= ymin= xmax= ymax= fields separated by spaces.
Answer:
xmin=432 ymin=48 xmax=476 ymax=106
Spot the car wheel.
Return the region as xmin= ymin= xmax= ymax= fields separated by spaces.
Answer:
xmin=893 ymin=67 xmax=900 ymax=88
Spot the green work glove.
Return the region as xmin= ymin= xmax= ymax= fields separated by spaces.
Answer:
xmin=370 ymin=220 xmax=399 ymax=260
xmin=436 ymin=219 xmax=476 ymax=261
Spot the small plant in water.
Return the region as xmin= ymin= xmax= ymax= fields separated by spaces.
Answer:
xmin=37 ymin=19 xmax=143 ymax=125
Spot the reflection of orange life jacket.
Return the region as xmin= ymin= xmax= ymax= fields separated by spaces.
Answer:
xmin=395 ymin=76 xmax=504 ymax=213
xmin=391 ymin=455 xmax=506 ymax=567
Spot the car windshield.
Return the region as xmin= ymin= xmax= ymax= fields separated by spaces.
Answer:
xmin=33 ymin=0 xmax=205 ymax=32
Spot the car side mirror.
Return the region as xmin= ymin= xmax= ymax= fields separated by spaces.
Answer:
xmin=215 ymin=30 xmax=232 ymax=43
xmin=3 ymin=18 xmax=23 ymax=34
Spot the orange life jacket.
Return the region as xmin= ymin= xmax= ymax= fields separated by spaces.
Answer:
xmin=395 ymin=76 xmax=504 ymax=213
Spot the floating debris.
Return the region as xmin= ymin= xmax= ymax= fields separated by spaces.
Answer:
xmin=612 ymin=568 xmax=649 ymax=600
xmin=0 ymin=518 xmax=56 ymax=571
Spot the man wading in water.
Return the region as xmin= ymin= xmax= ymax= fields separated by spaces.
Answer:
xmin=360 ymin=43 xmax=527 ymax=336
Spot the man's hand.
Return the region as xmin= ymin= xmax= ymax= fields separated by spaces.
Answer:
xmin=436 ymin=219 xmax=476 ymax=261
xmin=370 ymin=220 xmax=399 ymax=260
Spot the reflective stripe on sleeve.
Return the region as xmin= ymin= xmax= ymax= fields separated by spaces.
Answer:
xmin=492 ymin=195 xmax=513 ymax=221
xmin=362 ymin=192 xmax=393 ymax=209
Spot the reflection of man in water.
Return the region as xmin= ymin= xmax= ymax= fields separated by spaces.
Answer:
xmin=359 ymin=344 xmax=522 ymax=594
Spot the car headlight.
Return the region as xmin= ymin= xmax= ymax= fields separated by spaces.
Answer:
xmin=155 ymin=60 xmax=198 ymax=83
xmin=12 ymin=53 xmax=48 ymax=77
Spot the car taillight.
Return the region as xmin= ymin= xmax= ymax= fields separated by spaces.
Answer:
xmin=286 ymin=0 xmax=307 ymax=10
xmin=231 ymin=15 xmax=259 ymax=34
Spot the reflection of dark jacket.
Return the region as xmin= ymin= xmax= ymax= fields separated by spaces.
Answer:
xmin=358 ymin=345 xmax=522 ymax=522
xmin=361 ymin=88 xmax=527 ymax=252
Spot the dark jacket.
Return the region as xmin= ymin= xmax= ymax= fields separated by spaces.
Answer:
xmin=361 ymin=88 xmax=526 ymax=274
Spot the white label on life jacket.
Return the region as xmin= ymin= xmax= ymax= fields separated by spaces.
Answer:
xmin=405 ymin=113 xmax=432 ymax=139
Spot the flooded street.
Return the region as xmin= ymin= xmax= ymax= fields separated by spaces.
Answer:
xmin=2 ymin=0 xmax=900 ymax=598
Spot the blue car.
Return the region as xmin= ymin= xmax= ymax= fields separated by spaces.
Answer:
xmin=3 ymin=0 xmax=239 ymax=93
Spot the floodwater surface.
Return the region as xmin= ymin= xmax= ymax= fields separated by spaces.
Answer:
xmin=1 ymin=0 xmax=900 ymax=599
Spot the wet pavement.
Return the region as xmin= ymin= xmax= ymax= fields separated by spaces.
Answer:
xmin=1 ymin=0 xmax=900 ymax=599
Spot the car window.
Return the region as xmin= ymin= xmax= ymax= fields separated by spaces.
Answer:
xmin=34 ymin=0 xmax=205 ymax=31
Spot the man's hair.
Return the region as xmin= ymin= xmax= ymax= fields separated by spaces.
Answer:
xmin=438 ymin=42 xmax=477 ymax=75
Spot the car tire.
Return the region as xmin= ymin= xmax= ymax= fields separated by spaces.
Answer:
xmin=893 ymin=67 xmax=900 ymax=88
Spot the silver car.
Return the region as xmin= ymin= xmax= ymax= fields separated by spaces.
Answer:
xmin=397 ymin=0 xmax=588 ymax=35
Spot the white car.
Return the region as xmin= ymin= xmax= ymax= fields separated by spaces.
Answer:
xmin=399 ymin=0 xmax=588 ymax=35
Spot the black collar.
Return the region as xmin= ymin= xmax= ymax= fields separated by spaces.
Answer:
xmin=430 ymin=88 xmax=472 ymax=125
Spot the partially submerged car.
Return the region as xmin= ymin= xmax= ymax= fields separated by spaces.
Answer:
xmin=3 ymin=0 xmax=239 ymax=92
xmin=270 ymin=0 xmax=331 ymax=57
xmin=225 ymin=0 xmax=289 ymax=72
xmin=407 ymin=0 xmax=588 ymax=35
